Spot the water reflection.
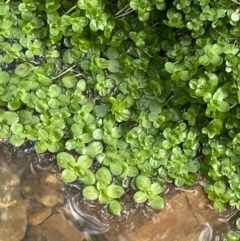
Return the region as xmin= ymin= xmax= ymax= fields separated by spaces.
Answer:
xmin=65 ymin=194 xmax=110 ymax=234
xmin=199 ymin=223 xmax=213 ymax=241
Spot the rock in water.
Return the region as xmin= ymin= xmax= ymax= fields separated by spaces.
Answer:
xmin=0 ymin=167 xmax=27 ymax=241
xmin=20 ymin=172 xmax=65 ymax=208
xmin=119 ymin=185 xmax=227 ymax=241
xmin=28 ymin=214 xmax=85 ymax=241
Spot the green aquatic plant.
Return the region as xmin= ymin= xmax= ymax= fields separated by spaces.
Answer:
xmin=82 ymin=166 xmax=124 ymax=215
xmin=133 ymin=175 xmax=164 ymax=210
xmin=57 ymin=152 xmax=96 ymax=184
xmin=0 ymin=2 xmax=240 ymax=233
xmin=227 ymin=230 xmax=240 ymax=241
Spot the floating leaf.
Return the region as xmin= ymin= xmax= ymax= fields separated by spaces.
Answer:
xmin=96 ymin=166 xmax=112 ymax=184
xmin=106 ymin=184 xmax=124 ymax=199
xmin=79 ymin=169 xmax=96 ymax=185
xmin=135 ymin=175 xmax=151 ymax=191
xmin=15 ymin=63 xmax=33 ymax=77
xmin=57 ymin=152 xmax=76 ymax=168
xmin=149 ymin=195 xmax=164 ymax=210
xmin=61 ymin=169 xmax=77 ymax=183
xmin=9 ymin=134 xmax=25 ymax=147
xmin=86 ymin=142 xmax=103 ymax=158
xmin=19 ymin=110 xmax=33 ymax=125
xmin=77 ymin=155 xmax=93 ymax=169
xmin=0 ymin=70 xmax=9 ymax=85
xmin=134 ymin=190 xmax=148 ymax=203
xmin=107 ymin=59 xmax=121 ymax=73
xmin=3 ymin=111 xmax=19 ymax=125
xmin=61 ymin=75 xmax=78 ymax=88
xmin=82 ymin=186 xmax=99 ymax=200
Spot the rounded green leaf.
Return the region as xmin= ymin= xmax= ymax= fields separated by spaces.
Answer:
xmin=107 ymin=59 xmax=120 ymax=73
xmin=61 ymin=169 xmax=77 ymax=183
xmin=227 ymin=231 xmax=240 ymax=241
xmin=92 ymin=128 xmax=103 ymax=139
xmin=108 ymin=200 xmax=121 ymax=216
xmin=96 ymin=166 xmax=112 ymax=184
xmin=58 ymin=94 xmax=70 ymax=107
xmin=86 ymin=142 xmax=103 ymax=158
xmin=57 ymin=152 xmax=76 ymax=168
xmin=149 ymin=195 xmax=164 ymax=210
xmin=125 ymin=165 xmax=139 ymax=177
xmin=106 ymin=184 xmax=124 ymax=199
xmin=15 ymin=63 xmax=33 ymax=77
xmin=8 ymin=99 xmax=21 ymax=111
xmin=35 ymin=100 xmax=49 ymax=113
xmin=3 ymin=111 xmax=19 ymax=125
xmin=36 ymin=74 xmax=52 ymax=86
xmin=213 ymin=200 xmax=226 ymax=213
xmin=236 ymin=218 xmax=240 ymax=230
xmin=216 ymin=100 xmax=230 ymax=112
xmin=79 ymin=169 xmax=96 ymax=185
xmin=77 ymin=155 xmax=93 ymax=169
xmin=38 ymin=129 xmax=48 ymax=141
xmin=61 ymin=75 xmax=78 ymax=88
xmin=0 ymin=2 xmax=9 ymax=16
xmin=110 ymin=163 xmax=123 ymax=176
xmin=107 ymin=47 xmax=120 ymax=60
xmin=9 ymin=134 xmax=25 ymax=147
xmin=198 ymin=55 xmax=210 ymax=66
xmin=50 ymin=129 xmax=63 ymax=141
xmin=175 ymin=177 xmax=185 ymax=187
xmin=214 ymin=180 xmax=226 ymax=195
xmin=25 ymin=129 xmax=38 ymax=141
xmin=0 ymin=124 xmax=10 ymax=139
xmin=48 ymin=84 xmax=61 ymax=97
xmin=162 ymin=140 xmax=172 ymax=149
xmin=19 ymin=110 xmax=33 ymax=124
xmin=135 ymin=175 xmax=151 ymax=191
xmin=134 ymin=190 xmax=148 ymax=203
xmin=187 ymin=160 xmax=200 ymax=173
xmin=65 ymin=139 xmax=76 ymax=150
xmin=48 ymin=98 xmax=59 ymax=108
xmin=0 ymin=70 xmax=9 ymax=85
xmin=47 ymin=141 xmax=60 ymax=153
xmin=82 ymin=186 xmax=99 ymax=200
xmin=150 ymin=182 xmax=164 ymax=195
xmin=62 ymin=49 xmax=75 ymax=64
xmin=99 ymin=193 xmax=110 ymax=204
xmin=34 ymin=142 xmax=47 ymax=154
xmin=21 ymin=93 xmax=38 ymax=108
xmin=211 ymin=55 xmax=223 ymax=66
xmin=165 ymin=62 xmax=175 ymax=74
xmin=10 ymin=123 xmax=24 ymax=135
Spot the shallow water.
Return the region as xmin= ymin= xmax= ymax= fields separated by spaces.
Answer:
xmin=0 ymin=141 xmax=238 ymax=241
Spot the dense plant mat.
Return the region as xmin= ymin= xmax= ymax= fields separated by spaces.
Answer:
xmin=0 ymin=0 xmax=240 ymax=230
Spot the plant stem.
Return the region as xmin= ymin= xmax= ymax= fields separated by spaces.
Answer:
xmin=231 ymin=0 xmax=240 ymax=5
xmin=214 ymin=29 xmax=236 ymax=41
xmin=115 ymin=4 xmax=130 ymax=16
xmin=53 ymin=64 xmax=76 ymax=79
xmin=230 ymin=103 xmax=238 ymax=110
xmin=6 ymin=0 xmax=11 ymax=3
xmin=64 ymin=5 xmax=77 ymax=15
xmin=115 ymin=9 xmax=135 ymax=18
